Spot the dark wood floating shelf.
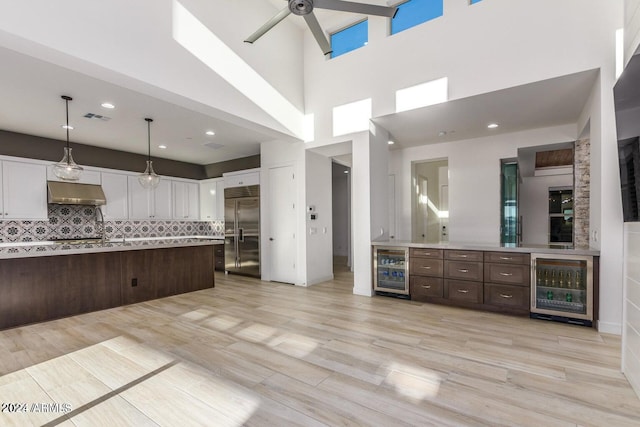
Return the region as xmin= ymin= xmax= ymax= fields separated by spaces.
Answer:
xmin=0 ymin=245 xmax=215 ymax=330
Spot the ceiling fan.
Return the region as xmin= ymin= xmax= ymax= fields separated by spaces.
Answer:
xmin=245 ymin=0 xmax=398 ymax=56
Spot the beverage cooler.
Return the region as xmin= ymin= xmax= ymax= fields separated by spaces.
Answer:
xmin=373 ymin=247 xmax=409 ymax=297
xmin=530 ymin=253 xmax=593 ymax=326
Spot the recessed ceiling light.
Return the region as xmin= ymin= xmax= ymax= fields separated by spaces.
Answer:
xmin=438 ymin=131 xmax=447 ymax=137
xmin=101 ymin=102 xmax=115 ymax=109
xmin=61 ymin=125 xmax=74 ymax=130
xmin=206 ymin=130 xmax=215 ymax=136
xmin=158 ymin=145 xmax=167 ymax=149
xmin=487 ymin=123 xmax=499 ymax=129
xmin=388 ymin=140 xmax=395 ymax=145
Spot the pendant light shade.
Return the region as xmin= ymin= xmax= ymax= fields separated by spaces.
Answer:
xmin=53 ymin=95 xmax=83 ymax=181
xmin=138 ymin=118 xmax=160 ymax=189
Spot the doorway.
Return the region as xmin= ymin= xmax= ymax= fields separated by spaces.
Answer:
xmin=332 ymin=161 xmax=351 ymax=270
xmin=411 ymin=159 xmax=449 ymax=242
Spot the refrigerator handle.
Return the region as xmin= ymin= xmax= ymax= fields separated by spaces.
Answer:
xmin=239 ymin=228 xmax=244 ymax=242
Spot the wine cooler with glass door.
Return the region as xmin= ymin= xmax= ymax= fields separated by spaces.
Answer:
xmin=373 ymin=247 xmax=409 ymax=298
xmin=530 ymin=253 xmax=593 ymax=326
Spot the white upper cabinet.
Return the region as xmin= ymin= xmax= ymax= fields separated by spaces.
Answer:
xmin=101 ymin=172 xmax=129 ymax=219
xmin=127 ymin=176 xmax=173 ymax=220
xmin=199 ymin=178 xmax=224 ymax=221
xmin=172 ymin=180 xmax=199 ymax=220
xmin=46 ymin=165 xmax=101 ymax=185
xmin=2 ymin=160 xmax=48 ymax=220
xmin=223 ymin=168 xmax=260 ymax=188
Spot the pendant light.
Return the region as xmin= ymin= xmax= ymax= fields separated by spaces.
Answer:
xmin=53 ymin=95 xmax=84 ymax=181
xmin=138 ymin=117 xmax=160 ymax=189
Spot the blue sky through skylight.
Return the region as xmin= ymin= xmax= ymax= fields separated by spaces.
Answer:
xmin=391 ymin=0 xmax=443 ymax=35
xmin=331 ymin=20 xmax=368 ymax=59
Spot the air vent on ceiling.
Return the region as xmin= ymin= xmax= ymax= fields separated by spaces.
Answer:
xmin=203 ymin=142 xmax=225 ymax=150
xmin=83 ymin=113 xmax=111 ymax=121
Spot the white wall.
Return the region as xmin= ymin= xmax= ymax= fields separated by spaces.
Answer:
xmin=520 ymin=173 xmax=574 ymax=245
xmin=304 ymin=0 xmax=621 ymax=142
xmin=351 ymin=132 xmax=374 ymax=296
xmin=624 ymin=222 xmax=640 ymax=398
xmin=625 ymin=0 xmax=640 ymax=63
xmin=305 ymin=150 xmax=333 ymax=285
xmin=369 ymin=122 xmax=391 ymax=241
xmin=391 ymin=125 xmax=579 ymax=244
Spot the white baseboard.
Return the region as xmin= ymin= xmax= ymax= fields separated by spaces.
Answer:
xmin=306 ymin=275 xmax=334 ymax=286
xmin=598 ymin=321 xmax=622 ymax=335
xmin=353 ymin=288 xmax=373 ymax=297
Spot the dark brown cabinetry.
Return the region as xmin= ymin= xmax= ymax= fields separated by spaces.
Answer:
xmin=0 ymin=245 xmax=215 ymax=330
xmin=214 ymin=244 xmax=224 ymax=271
xmin=409 ymin=248 xmax=530 ymax=315
xmin=409 ymin=248 xmax=444 ymax=299
xmin=483 ymin=252 xmax=530 ymax=314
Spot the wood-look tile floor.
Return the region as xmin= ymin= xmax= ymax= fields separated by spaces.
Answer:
xmin=1 ymin=263 xmax=639 ymax=426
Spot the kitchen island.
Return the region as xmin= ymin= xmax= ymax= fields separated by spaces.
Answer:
xmin=0 ymin=237 xmax=223 ymax=330
xmin=372 ymin=241 xmax=600 ymax=326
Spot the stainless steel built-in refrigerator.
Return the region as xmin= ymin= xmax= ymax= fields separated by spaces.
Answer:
xmin=224 ymin=185 xmax=260 ymax=277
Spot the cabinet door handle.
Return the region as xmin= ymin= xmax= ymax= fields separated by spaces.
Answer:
xmin=458 ymin=269 xmax=469 ymax=273
xmin=455 ymin=254 xmax=468 ymax=258
xmin=499 ymin=293 xmax=514 ymax=299
xmin=421 ymin=285 xmax=432 ymax=289
xmin=499 ymin=272 xmax=513 ymax=276
xmin=457 ymin=289 xmax=470 ymax=294
xmin=499 ymin=256 xmax=513 ymax=260
xmin=421 ymin=266 xmax=432 ymax=270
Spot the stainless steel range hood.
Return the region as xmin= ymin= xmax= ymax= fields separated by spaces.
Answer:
xmin=47 ymin=181 xmax=107 ymax=206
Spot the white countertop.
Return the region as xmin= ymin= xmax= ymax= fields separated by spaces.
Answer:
xmin=0 ymin=236 xmax=224 ymax=259
xmin=371 ymin=240 xmax=600 ymax=256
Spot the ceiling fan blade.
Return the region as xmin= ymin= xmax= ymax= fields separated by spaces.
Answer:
xmin=304 ymin=12 xmax=332 ymax=56
xmin=314 ymin=0 xmax=397 ymax=18
xmin=244 ymin=7 xmax=292 ymax=43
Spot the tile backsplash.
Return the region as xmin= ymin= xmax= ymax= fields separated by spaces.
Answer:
xmin=0 ymin=205 xmax=224 ymax=242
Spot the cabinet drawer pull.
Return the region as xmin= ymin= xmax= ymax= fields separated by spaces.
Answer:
xmin=499 ymin=293 xmax=513 ymax=299
xmin=457 ymin=289 xmax=470 ymax=294
xmin=458 ymin=269 xmax=469 ymax=273
xmin=499 ymin=272 xmax=513 ymax=276
xmin=499 ymin=256 xmax=513 ymax=260
xmin=454 ymin=254 xmax=468 ymax=258
xmin=421 ymin=285 xmax=432 ymax=289
xmin=421 ymin=266 xmax=432 ymax=270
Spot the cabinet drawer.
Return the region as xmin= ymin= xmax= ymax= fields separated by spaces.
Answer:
xmin=484 ymin=263 xmax=530 ymax=286
xmin=410 ymin=248 xmax=443 ymax=259
xmin=410 ymin=258 xmax=443 ymax=277
xmin=484 ymin=252 xmax=530 ymax=265
xmin=484 ymin=283 xmax=529 ymax=309
xmin=444 ymin=260 xmax=483 ymax=281
xmin=445 ymin=250 xmax=483 ymax=262
xmin=445 ymin=280 xmax=483 ymax=303
xmin=410 ymin=276 xmax=444 ymax=298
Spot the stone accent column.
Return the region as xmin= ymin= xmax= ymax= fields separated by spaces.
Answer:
xmin=574 ymin=138 xmax=590 ymax=248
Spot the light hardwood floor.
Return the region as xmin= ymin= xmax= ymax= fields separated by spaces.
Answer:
xmin=0 ymin=264 xmax=639 ymax=426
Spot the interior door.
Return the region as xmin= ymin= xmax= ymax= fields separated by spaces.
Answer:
xmin=269 ymin=165 xmax=296 ymax=284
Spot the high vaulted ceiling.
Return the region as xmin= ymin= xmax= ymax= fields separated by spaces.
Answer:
xmin=0 ymin=1 xmax=601 ymax=166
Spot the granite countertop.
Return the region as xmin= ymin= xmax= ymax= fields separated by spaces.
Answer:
xmin=371 ymin=240 xmax=600 ymax=256
xmin=0 ymin=236 xmax=224 ymax=260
